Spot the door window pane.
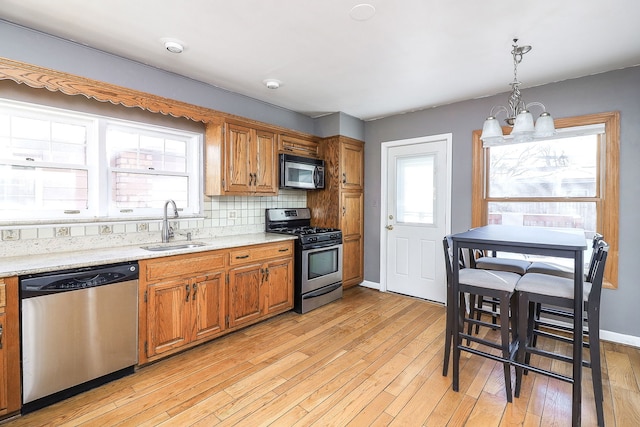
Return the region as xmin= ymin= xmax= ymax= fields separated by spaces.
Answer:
xmin=396 ymin=154 xmax=435 ymax=224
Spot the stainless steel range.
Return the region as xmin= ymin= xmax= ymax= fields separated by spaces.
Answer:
xmin=265 ymin=208 xmax=343 ymax=313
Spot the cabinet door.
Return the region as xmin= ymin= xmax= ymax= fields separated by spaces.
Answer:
xmin=146 ymin=278 xmax=191 ymax=357
xmin=225 ymin=122 xmax=253 ymax=192
xmin=278 ymin=134 xmax=319 ymax=158
xmin=0 ymin=312 xmax=6 ymax=413
xmin=192 ymin=272 xmax=226 ymax=341
xmin=253 ymin=129 xmax=277 ymax=194
xmin=342 ymin=235 xmax=364 ymax=288
xmin=341 ymin=191 xmax=363 ymax=237
xmin=340 ymin=140 xmax=364 ymax=191
xmin=0 ymin=277 xmax=19 ymax=415
xmin=264 ymin=257 xmax=293 ymax=315
xmin=228 ymin=264 xmax=263 ymax=328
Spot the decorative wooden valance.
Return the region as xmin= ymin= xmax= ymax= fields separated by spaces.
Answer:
xmin=0 ymin=56 xmax=219 ymax=123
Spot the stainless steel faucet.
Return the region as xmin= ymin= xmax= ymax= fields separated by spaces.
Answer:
xmin=162 ymin=199 xmax=179 ymax=243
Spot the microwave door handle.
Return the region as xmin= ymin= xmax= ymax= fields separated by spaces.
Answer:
xmin=313 ymin=167 xmax=319 ymax=188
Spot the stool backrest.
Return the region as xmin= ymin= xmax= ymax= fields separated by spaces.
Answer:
xmin=586 ymin=239 xmax=609 ymax=305
xmin=586 ymin=232 xmax=604 ymax=279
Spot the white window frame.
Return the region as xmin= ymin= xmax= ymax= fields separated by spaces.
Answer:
xmin=0 ymin=98 xmax=202 ymax=223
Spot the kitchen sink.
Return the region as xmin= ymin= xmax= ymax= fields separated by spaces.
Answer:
xmin=140 ymin=242 xmax=207 ymax=251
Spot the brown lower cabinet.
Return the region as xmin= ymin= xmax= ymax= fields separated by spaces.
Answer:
xmin=139 ymin=240 xmax=294 ymax=365
xmin=0 ymin=277 xmax=20 ymax=419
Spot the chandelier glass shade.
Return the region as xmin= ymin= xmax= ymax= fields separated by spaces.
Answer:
xmin=480 ymin=40 xmax=556 ymax=145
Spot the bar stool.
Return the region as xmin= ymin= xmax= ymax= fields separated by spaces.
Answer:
xmin=526 ymin=233 xmax=604 ymax=347
xmin=468 ymin=250 xmax=531 ymax=334
xmin=442 ymin=236 xmax=521 ymax=402
xmin=514 ymin=240 xmax=609 ymax=426
xmin=526 ymin=232 xmax=603 ymax=278
xmin=442 ymin=237 xmax=471 ymax=376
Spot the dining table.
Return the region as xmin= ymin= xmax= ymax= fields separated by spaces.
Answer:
xmin=450 ymin=225 xmax=588 ymax=427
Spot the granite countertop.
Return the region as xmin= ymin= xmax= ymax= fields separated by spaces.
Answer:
xmin=0 ymin=233 xmax=297 ymax=277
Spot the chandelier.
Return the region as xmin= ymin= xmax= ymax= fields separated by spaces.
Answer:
xmin=480 ymin=39 xmax=556 ymax=144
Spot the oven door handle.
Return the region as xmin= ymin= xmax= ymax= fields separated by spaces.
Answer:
xmin=303 ymin=282 xmax=342 ymax=299
xmin=304 ymin=243 xmax=342 ymax=250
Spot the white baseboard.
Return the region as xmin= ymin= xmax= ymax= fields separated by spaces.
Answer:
xmin=359 ymin=280 xmax=380 ymax=290
xmin=355 ymin=281 xmax=640 ymax=348
xmin=600 ymin=330 xmax=640 ymax=348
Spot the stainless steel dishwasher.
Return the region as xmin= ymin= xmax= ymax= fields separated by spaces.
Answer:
xmin=20 ymin=261 xmax=138 ymax=413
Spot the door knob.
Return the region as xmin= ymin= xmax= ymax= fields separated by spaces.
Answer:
xmin=386 ymin=225 xmax=394 ymax=230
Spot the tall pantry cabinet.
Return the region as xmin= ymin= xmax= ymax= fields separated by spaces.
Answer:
xmin=307 ymin=136 xmax=364 ymax=288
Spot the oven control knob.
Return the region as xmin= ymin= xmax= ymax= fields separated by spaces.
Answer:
xmin=309 ymin=237 xmax=317 ymax=242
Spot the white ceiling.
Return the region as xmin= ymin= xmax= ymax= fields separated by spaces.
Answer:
xmin=2 ymin=0 xmax=640 ymax=121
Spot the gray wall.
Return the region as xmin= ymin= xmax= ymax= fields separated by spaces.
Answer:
xmin=363 ymin=66 xmax=640 ymax=338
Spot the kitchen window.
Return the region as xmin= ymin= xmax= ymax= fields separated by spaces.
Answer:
xmin=0 ymin=98 xmax=202 ymax=222
xmin=471 ymin=111 xmax=619 ymax=288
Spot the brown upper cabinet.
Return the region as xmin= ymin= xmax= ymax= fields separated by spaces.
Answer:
xmin=307 ymin=136 xmax=365 ymax=288
xmin=278 ymin=133 xmax=320 ymax=158
xmin=340 ymin=139 xmax=364 ymax=191
xmin=205 ymin=119 xmax=277 ymax=196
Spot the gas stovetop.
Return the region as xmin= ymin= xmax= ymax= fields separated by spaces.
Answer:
xmin=265 ymin=208 xmax=342 ymax=245
xmin=269 ymin=226 xmax=340 ymax=235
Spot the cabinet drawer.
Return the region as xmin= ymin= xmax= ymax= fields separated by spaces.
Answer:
xmin=144 ymin=252 xmax=226 ymax=282
xmin=229 ymin=242 xmax=293 ymax=266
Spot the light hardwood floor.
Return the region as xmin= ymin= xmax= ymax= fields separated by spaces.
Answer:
xmin=4 ymin=286 xmax=640 ymax=426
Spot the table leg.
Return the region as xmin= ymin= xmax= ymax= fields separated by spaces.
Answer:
xmin=572 ymin=250 xmax=584 ymax=427
xmin=452 ymin=241 xmax=460 ymax=391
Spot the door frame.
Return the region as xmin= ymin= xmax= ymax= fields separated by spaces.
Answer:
xmin=379 ymin=133 xmax=453 ymax=294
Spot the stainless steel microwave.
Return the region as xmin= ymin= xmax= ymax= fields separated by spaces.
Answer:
xmin=279 ymin=154 xmax=325 ymax=190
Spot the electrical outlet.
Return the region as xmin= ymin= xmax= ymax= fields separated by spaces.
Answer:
xmin=137 ymin=223 xmax=148 ymax=232
xmin=100 ymin=225 xmax=113 ymax=235
xmin=2 ymin=229 xmax=19 ymax=241
xmin=56 ymin=227 xmax=70 ymax=237
xmin=228 ymin=210 xmax=237 ymax=219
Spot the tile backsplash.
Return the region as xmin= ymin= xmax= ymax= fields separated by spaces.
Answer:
xmin=0 ymin=191 xmax=306 ymax=258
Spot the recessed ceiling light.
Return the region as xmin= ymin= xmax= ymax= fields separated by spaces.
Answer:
xmin=263 ymin=79 xmax=282 ymax=89
xmin=349 ymin=4 xmax=376 ymax=21
xmin=163 ymin=40 xmax=184 ymax=54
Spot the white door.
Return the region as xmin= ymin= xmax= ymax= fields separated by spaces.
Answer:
xmin=381 ymin=135 xmax=451 ymax=303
